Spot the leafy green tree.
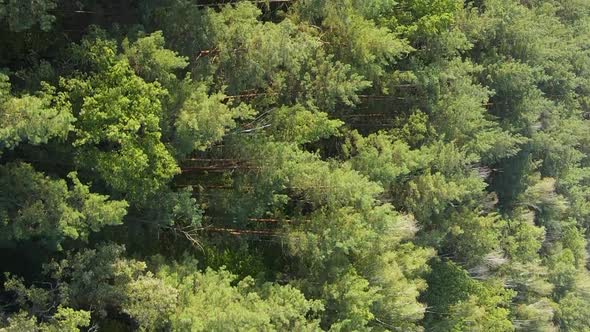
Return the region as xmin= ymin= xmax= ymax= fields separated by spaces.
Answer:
xmin=157 ymin=258 xmax=323 ymax=331
xmin=122 ymin=31 xmax=188 ymax=85
xmin=266 ymin=105 xmax=343 ymax=145
xmin=65 ymin=53 xmax=178 ymax=202
xmin=174 ymin=83 xmax=253 ymax=155
xmin=1 ymin=0 xmax=590 ymax=330
xmin=557 ymin=291 xmax=590 ymax=331
xmin=157 ymin=2 xmax=371 ymax=111
xmin=424 ymin=260 xmax=515 ymax=331
xmin=43 ymin=244 xmax=178 ymax=328
xmin=0 ymin=163 xmax=127 ymax=248
xmin=0 ymin=307 xmax=90 ymax=332
xmin=0 ymin=76 xmax=73 ymax=154
xmin=0 ymin=0 xmax=56 ymax=32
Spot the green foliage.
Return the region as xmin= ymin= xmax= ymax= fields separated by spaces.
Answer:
xmin=1 ymin=0 xmax=590 ymax=330
xmin=0 ymin=307 xmax=90 ymax=332
xmin=345 ymin=131 xmax=428 ymax=189
xmin=0 ymin=163 xmax=127 ymax=248
xmin=427 ymin=59 xmax=526 ymax=160
xmin=185 ymin=2 xmax=371 ymax=110
xmin=122 ymin=275 xmax=178 ymax=331
xmin=502 ymin=210 xmax=546 ymax=263
xmin=202 ymin=246 xmax=267 ymax=279
xmin=424 ymin=260 xmax=515 ymax=331
xmin=320 ymin=5 xmax=413 ymax=83
xmin=174 ymin=83 xmax=252 ymax=154
xmin=513 ymin=298 xmax=557 ymax=331
xmin=446 ymin=210 xmax=505 ymax=267
xmin=138 ymin=187 xmax=203 ymax=228
xmin=66 ymin=58 xmax=178 ymax=202
xmin=44 ymin=244 xmax=178 ymax=329
xmin=439 ymin=293 xmax=514 ymax=332
xmin=122 ymin=31 xmax=189 ymax=85
xmin=557 ymin=291 xmax=590 ymax=331
xmin=0 ymin=0 xmax=56 ymax=32
xmin=157 ymin=259 xmax=323 ymax=331
xmin=267 ymin=105 xmax=343 ymax=145
xmin=69 ymin=28 xmax=119 ymax=71
xmin=3 ymin=275 xmax=91 ymax=330
xmin=0 ymin=78 xmax=73 ymax=153
xmin=321 ymin=269 xmax=380 ymax=331
xmin=403 ymin=170 xmax=486 ymax=222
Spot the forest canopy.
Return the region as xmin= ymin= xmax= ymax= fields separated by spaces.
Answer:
xmin=1 ymin=0 xmax=590 ymax=331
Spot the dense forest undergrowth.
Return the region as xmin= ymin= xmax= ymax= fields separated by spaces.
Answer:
xmin=1 ymin=0 xmax=590 ymax=330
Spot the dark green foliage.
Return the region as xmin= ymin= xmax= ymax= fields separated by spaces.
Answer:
xmin=0 ymin=0 xmax=56 ymax=32
xmin=1 ymin=0 xmax=590 ymax=330
xmin=0 ymin=163 xmax=127 ymax=248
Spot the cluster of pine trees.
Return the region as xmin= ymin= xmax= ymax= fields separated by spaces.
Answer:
xmin=1 ymin=0 xmax=590 ymax=330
